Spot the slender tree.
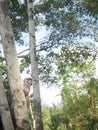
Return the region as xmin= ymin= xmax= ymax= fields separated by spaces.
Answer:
xmin=0 ymin=1 xmax=30 ymax=130
xmin=27 ymin=0 xmax=44 ymax=130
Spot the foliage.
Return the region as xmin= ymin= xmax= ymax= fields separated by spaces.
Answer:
xmin=83 ymin=0 xmax=98 ymax=17
xmin=20 ymin=55 xmax=30 ymax=72
xmin=49 ymin=105 xmax=66 ymax=130
xmin=42 ymin=105 xmax=66 ymax=130
xmin=8 ymin=0 xmax=28 ymax=43
xmin=50 ymin=63 xmax=96 ymax=130
xmin=4 ymin=0 xmax=98 ymax=81
xmin=42 ymin=106 xmax=51 ymax=130
xmin=61 ymin=78 xmax=98 ymax=130
xmin=43 ymin=40 xmax=97 ymax=129
xmin=57 ymin=46 xmax=97 ymax=130
xmin=0 ymin=61 xmax=12 ymax=108
xmin=34 ymin=0 xmax=98 ymax=84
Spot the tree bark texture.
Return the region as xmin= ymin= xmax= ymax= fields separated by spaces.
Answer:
xmin=0 ymin=1 xmax=30 ymax=130
xmin=27 ymin=0 xmax=44 ymax=130
xmin=0 ymin=73 xmax=14 ymax=130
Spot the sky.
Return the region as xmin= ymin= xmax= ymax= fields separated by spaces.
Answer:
xmin=19 ymin=0 xmax=40 ymax=4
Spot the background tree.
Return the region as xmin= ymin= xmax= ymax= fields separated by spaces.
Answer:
xmin=27 ymin=0 xmax=44 ymax=130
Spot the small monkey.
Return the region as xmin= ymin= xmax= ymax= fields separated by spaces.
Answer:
xmin=23 ymin=78 xmax=32 ymax=106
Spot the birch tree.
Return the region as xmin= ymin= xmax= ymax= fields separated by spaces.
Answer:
xmin=27 ymin=0 xmax=44 ymax=130
xmin=0 ymin=73 xmax=14 ymax=130
xmin=0 ymin=1 xmax=30 ymax=130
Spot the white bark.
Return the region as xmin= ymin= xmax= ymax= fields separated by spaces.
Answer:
xmin=27 ymin=0 xmax=44 ymax=130
xmin=0 ymin=1 xmax=30 ymax=130
xmin=0 ymin=73 xmax=14 ymax=130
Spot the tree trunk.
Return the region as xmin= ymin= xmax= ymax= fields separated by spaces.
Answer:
xmin=0 ymin=1 xmax=30 ymax=130
xmin=27 ymin=0 xmax=44 ymax=130
xmin=0 ymin=73 xmax=14 ymax=130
